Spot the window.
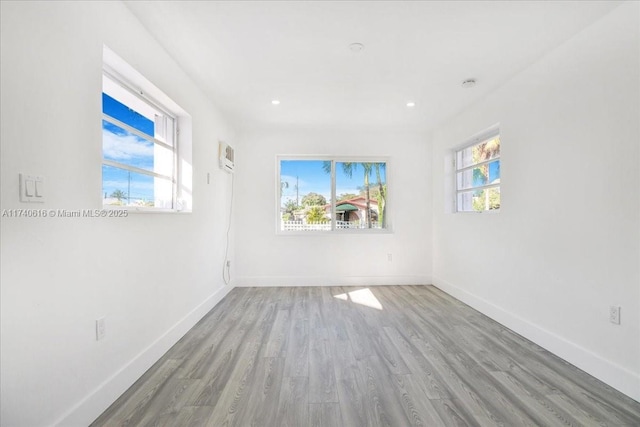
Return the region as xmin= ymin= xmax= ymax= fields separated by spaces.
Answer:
xmin=102 ymin=68 xmax=177 ymax=210
xmin=455 ymin=131 xmax=500 ymax=212
xmin=278 ymin=157 xmax=388 ymax=232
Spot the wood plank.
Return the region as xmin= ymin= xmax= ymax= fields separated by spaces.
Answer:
xmin=276 ymin=376 xmax=309 ymax=427
xmin=166 ymin=406 xmax=214 ymax=427
xmin=309 ymin=403 xmax=341 ymax=427
xmin=263 ymin=309 xmax=291 ymax=358
xmin=283 ymin=318 xmax=309 ymax=377
xmin=490 ymin=370 xmax=582 ymax=426
xmin=202 ymin=337 xmax=262 ymax=427
xmin=383 ymin=325 xmax=452 ymax=399
xmin=309 ymin=327 xmax=338 ymax=403
xmin=357 ymin=355 xmax=413 ymax=427
xmin=335 ymin=373 xmax=368 ymax=427
xmin=233 ymin=357 xmax=285 ymax=427
xmin=390 ymin=374 xmax=448 ymax=426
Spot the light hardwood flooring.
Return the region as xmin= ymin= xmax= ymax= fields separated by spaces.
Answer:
xmin=91 ymin=285 xmax=640 ymax=426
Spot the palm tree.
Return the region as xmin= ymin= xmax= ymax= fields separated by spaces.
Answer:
xmin=306 ymin=206 xmax=328 ymax=223
xmin=374 ymin=163 xmax=386 ymax=228
xmin=322 ymin=161 xmax=377 ymax=228
xmin=110 ymin=189 xmax=126 ymax=201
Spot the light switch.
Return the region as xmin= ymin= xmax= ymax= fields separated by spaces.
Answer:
xmin=35 ymin=180 xmax=43 ymax=197
xmin=25 ymin=179 xmax=35 ymax=197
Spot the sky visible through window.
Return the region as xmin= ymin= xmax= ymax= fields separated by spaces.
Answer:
xmin=102 ymin=93 xmax=155 ymax=202
xmin=280 ymin=160 xmax=386 ymax=207
xmin=488 ymin=162 xmax=500 ymax=183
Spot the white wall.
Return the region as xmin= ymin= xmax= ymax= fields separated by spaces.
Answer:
xmin=0 ymin=2 xmax=235 ymax=426
xmin=234 ymin=129 xmax=432 ymax=287
xmin=431 ymin=2 xmax=640 ymax=401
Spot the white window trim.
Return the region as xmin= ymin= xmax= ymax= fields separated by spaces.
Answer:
xmin=276 ymin=155 xmax=392 ymax=235
xmin=453 ymin=127 xmax=501 ymax=214
xmin=102 ymin=46 xmax=191 ymax=213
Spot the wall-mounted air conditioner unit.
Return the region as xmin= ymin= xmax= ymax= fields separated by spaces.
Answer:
xmin=219 ymin=141 xmax=235 ymax=173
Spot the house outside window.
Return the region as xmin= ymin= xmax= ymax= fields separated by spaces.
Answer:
xmin=455 ymin=131 xmax=501 ymax=212
xmin=278 ymin=157 xmax=388 ymax=232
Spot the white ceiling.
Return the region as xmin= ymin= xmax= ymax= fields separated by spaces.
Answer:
xmin=124 ymin=1 xmax=621 ymax=132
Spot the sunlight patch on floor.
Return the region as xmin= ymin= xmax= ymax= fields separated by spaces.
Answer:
xmin=333 ymin=288 xmax=383 ymax=310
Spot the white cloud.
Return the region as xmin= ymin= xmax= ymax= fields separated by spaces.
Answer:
xmin=102 ymin=128 xmax=154 ymax=161
xmin=102 ymin=180 xmax=154 ymax=191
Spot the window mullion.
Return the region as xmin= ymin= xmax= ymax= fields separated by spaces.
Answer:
xmin=456 ymin=157 xmax=500 ymax=173
xmin=102 ymin=159 xmax=173 ymax=181
xmin=456 ymin=182 xmax=500 ymax=193
xmin=103 ymin=114 xmax=174 ymax=151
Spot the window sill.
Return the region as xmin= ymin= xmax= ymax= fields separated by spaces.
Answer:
xmin=277 ymin=228 xmax=393 ymax=236
xmin=103 ymin=206 xmax=192 ymax=214
xmin=454 ymin=209 xmax=500 ymax=214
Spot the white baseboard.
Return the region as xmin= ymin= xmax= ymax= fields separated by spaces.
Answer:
xmin=53 ymin=284 xmax=235 ymax=427
xmin=234 ymin=275 xmax=431 ymax=287
xmin=432 ymin=276 xmax=640 ymax=403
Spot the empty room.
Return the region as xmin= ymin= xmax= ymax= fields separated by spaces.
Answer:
xmin=1 ymin=1 xmax=639 ymax=426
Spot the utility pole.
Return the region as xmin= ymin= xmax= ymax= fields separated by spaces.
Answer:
xmin=296 ymin=176 xmax=299 ymax=206
xmin=127 ymin=171 xmax=131 ymax=205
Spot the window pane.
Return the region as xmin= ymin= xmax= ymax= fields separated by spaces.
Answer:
xmin=336 ymin=162 xmax=387 ymax=229
xmin=457 ymin=187 xmax=500 ymax=212
xmin=102 ymin=164 xmax=173 ymax=208
xmin=102 ymin=120 xmax=173 ymax=177
xmin=456 ymin=136 xmax=500 ymax=169
xmin=456 ymin=159 xmax=500 ymax=190
xmin=280 ymin=160 xmax=331 ymax=231
xmin=102 ymin=93 xmax=154 ymax=137
xmin=102 ymin=120 xmax=154 ymax=171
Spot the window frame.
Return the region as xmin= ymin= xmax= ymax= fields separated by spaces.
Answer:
xmin=276 ymin=155 xmax=391 ymax=234
xmin=100 ymin=63 xmax=183 ymax=213
xmin=454 ymin=129 xmax=501 ymax=213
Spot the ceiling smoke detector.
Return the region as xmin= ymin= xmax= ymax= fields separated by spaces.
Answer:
xmin=461 ymin=79 xmax=477 ymax=88
xmin=349 ymin=42 xmax=365 ymax=53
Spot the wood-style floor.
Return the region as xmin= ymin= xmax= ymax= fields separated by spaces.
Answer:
xmin=92 ymin=285 xmax=640 ymax=427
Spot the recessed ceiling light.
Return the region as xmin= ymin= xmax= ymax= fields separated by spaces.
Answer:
xmin=461 ymin=79 xmax=477 ymax=88
xmin=271 ymin=99 xmax=280 ymax=105
xmin=406 ymin=102 xmax=416 ymax=107
xmin=349 ymin=42 xmax=365 ymax=53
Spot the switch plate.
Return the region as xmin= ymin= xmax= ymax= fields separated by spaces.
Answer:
xmin=609 ymin=306 xmax=621 ymax=325
xmin=96 ymin=318 xmax=106 ymax=341
xmin=19 ymin=174 xmax=45 ymax=203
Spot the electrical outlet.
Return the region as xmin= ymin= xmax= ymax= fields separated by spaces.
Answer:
xmin=609 ymin=306 xmax=621 ymax=325
xmin=96 ymin=317 xmax=106 ymax=340
xmin=387 ymin=253 xmax=393 ymax=262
